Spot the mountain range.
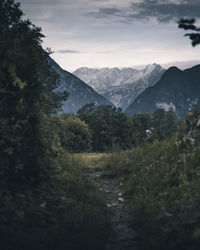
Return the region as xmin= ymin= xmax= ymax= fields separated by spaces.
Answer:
xmin=73 ymin=64 xmax=165 ymax=110
xmin=49 ymin=57 xmax=200 ymax=118
xmin=125 ymin=65 xmax=200 ymax=119
xmin=49 ymin=57 xmax=112 ymax=113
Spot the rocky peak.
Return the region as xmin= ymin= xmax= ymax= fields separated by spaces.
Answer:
xmin=73 ymin=64 xmax=165 ymax=109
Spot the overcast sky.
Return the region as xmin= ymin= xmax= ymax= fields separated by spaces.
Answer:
xmin=19 ymin=0 xmax=200 ymax=72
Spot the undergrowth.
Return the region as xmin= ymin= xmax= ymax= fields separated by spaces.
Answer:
xmin=0 ymin=152 xmax=109 ymax=250
xmin=104 ymin=138 xmax=200 ymax=250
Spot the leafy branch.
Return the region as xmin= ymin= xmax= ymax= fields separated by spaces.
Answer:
xmin=178 ymin=18 xmax=200 ymax=46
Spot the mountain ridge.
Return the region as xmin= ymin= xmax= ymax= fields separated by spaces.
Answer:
xmin=125 ymin=64 xmax=200 ymax=118
xmin=73 ymin=64 xmax=165 ymax=110
xmin=49 ymin=57 xmax=113 ymax=113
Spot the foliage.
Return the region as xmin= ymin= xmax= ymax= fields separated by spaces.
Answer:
xmin=152 ymin=108 xmax=177 ymax=141
xmin=182 ymin=109 xmax=200 ymax=143
xmin=77 ymin=104 xmax=129 ymax=152
xmin=127 ymin=113 xmax=151 ymax=146
xmin=77 ymin=104 xmax=177 ymax=152
xmin=0 ymin=0 xmax=67 ymax=189
xmin=0 ymin=1 xmax=109 ymax=249
xmin=0 ymin=110 xmax=109 ymax=250
xmin=104 ymin=110 xmax=200 ymax=250
xmin=0 ymin=153 xmax=109 ymax=250
xmin=178 ymin=18 xmax=200 ymax=46
xmin=55 ymin=113 xmax=92 ymax=153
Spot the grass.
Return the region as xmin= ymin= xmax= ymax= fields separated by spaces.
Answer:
xmin=71 ymin=153 xmax=111 ymax=171
xmin=102 ymin=139 xmax=200 ymax=250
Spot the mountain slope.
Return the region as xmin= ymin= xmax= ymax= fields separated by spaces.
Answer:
xmin=125 ymin=65 xmax=200 ymax=118
xmin=49 ymin=57 xmax=112 ymax=113
xmin=73 ymin=64 xmax=165 ymax=110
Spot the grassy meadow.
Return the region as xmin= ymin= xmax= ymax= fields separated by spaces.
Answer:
xmin=71 ymin=153 xmax=111 ymax=171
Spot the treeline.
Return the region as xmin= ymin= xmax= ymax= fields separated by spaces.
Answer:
xmin=57 ymin=103 xmax=177 ymax=153
xmin=0 ymin=1 xmax=108 ymax=249
xmin=104 ymin=109 xmax=200 ymax=250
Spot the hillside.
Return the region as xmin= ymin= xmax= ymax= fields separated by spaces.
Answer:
xmin=125 ymin=65 xmax=200 ymax=118
xmin=49 ymin=57 xmax=112 ymax=113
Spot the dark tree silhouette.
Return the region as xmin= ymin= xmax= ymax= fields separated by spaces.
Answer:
xmin=178 ymin=18 xmax=200 ymax=46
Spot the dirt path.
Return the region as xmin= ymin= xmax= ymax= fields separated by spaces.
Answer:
xmin=89 ymin=171 xmax=137 ymax=250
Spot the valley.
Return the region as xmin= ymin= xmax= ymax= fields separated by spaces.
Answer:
xmin=51 ymin=59 xmax=200 ymax=119
xmin=2 ymin=1 xmax=200 ymax=250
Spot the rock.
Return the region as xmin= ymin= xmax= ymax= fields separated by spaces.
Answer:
xmin=107 ymin=203 xmax=118 ymax=207
xmin=118 ymin=197 xmax=125 ymax=202
xmin=105 ymin=189 xmax=111 ymax=193
xmin=40 ymin=202 xmax=46 ymax=208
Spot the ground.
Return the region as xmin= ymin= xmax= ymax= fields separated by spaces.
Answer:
xmin=73 ymin=153 xmax=137 ymax=250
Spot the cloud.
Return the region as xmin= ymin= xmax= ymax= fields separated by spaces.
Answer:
xmin=87 ymin=7 xmax=124 ymax=20
xmin=96 ymin=7 xmax=122 ymax=16
xmin=96 ymin=50 xmax=113 ymax=53
xmin=88 ymin=0 xmax=200 ymax=23
xmin=55 ymin=49 xmax=114 ymax=54
xmin=55 ymin=50 xmax=83 ymax=54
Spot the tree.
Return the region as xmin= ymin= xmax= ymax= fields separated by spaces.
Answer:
xmin=152 ymin=109 xmax=167 ymax=140
xmin=152 ymin=109 xmax=177 ymax=141
xmin=166 ymin=108 xmax=177 ymax=137
xmin=77 ymin=103 xmax=97 ymax=124
xmin=56 ymin=114 xmax=92 ymax=153
xmin=0 ymin=0 xmax=67 ymax=189
xmin=0 ymin=2 xmax=110 ymax=250
xmin=77 ymin=104 xmax=128 ymax=152
xmin=128 ymin=113 xmax=151 ymax=146
xmin=178 ymin=18 xmax=200 ymax=46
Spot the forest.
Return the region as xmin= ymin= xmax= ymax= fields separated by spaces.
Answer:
xmin=1 ymin=0 xmax=200 ymax=250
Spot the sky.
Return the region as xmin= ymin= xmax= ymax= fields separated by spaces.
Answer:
xmin=19 ymin=0 xmax=200 ymax=72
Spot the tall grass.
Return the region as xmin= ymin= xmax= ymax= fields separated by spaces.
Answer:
xmin=104 ymin=138 xmax=200 ymax=250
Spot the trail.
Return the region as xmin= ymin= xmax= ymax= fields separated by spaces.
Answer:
xmin=89 ymin=171 xmax=137 ymax=250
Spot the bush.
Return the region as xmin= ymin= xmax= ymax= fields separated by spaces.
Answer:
xmin=56 ymin=114 xmax=92 ymax=153
xmin=0 ymin=153 xmax=109 ymax=250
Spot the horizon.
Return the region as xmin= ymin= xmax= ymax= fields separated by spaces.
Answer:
xmin=51 ymin=57 xmax=200 ymax=72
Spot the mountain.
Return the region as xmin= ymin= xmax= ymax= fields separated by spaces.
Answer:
xmin=73 ymin=64 xmax=165 ymax=110
xmin=161 ymin=60 xmax=200 ymax=70
xmin=125 ymin=65 xmax=200 ymax=119
xmin=49 ymin=57 xmax=112 ymax=113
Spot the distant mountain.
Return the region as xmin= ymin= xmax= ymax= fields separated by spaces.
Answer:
xmin=125 ymin=65 xmax=200 ymax=119
xmin=73 ymin=64 xmax=165 ymax=110
xmin=161 ymin=60 xmax=200 ymax=70
xmin=49 ymin=57 xmax=112 ymax=113
xmin=130 ymin=60 xmax=200 ymax=71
